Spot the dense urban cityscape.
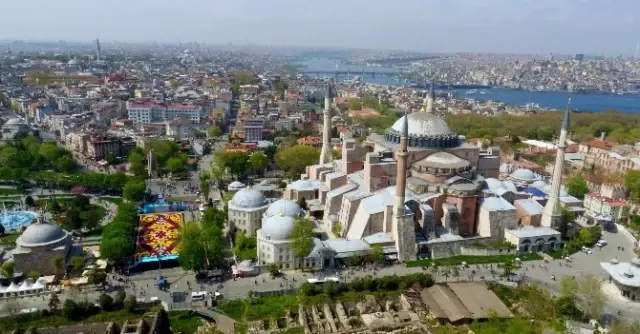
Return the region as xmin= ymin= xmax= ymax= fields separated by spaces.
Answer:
xmin=1 ymin=14 xmax=640 ymax=334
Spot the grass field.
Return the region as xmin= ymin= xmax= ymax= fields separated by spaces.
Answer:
xmin=0 ymin=188 xmax=23 ymax=196
xmin=0 ymin=233 xmax=20 ymax=245
xmin=406 ymin=252 xmax=543 ymax=267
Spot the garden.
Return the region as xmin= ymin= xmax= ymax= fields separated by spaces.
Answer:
xmin=406 ymin=252 xmax=542 ymax=267
xmin=37 ymin=195 xmax=107 ymax=231
xmin=135 ymin=213 xmax=183 ymax=261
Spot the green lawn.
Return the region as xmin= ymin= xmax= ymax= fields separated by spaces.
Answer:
xmin=0 ymin=233 xmax=19 ymax=245
xmin=406 ymin=253 xmax=543 ymax=267
xmin=167 ymin=310 xmax=203 ymax=334
xmin=100 ymin=196 xmax=124 ymax=205
xmin=0 ymin=188 xmax=23 ymax=196
xmin=0 ymin=309 xmax=145 ymax=332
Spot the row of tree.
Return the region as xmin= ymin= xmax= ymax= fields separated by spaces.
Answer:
xmin=297 ymin=273 xmax=434 ymax=297
xmin=100 ymin=202 xmax=139 ymax=267
xmin=0 ymin=136 xmax=75 ymax=173
xmin=178 ymin=207 xmax=227 ymax=271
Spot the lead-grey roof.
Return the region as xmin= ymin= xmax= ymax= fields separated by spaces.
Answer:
xmin=506 ymin=227 xmax=560 ymax=239
xmin=481 ymin=197 xmax=516 ymax=211
xmin=514 ymin=198 xmax=544 ymax=215
xmin=264 ymin=199 xmax=303 ymax=218
xmin=229 ymin=188 xmax=268 ymax=209
xmin=18 ymin=222 xmax=68 ymax=246
xmin=391 ymin=112 xmax=454 ymax=137
xmin=259 ymin=215 xmax=296 ymax=241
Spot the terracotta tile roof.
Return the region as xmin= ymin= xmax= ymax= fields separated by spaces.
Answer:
xmin=584 ymin=140 xmax=615 ymax=150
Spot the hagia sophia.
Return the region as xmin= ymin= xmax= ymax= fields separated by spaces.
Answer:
xmin=228 ymin=84 xmax=571 ymax=270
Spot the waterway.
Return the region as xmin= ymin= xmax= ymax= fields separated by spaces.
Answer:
xmin=297 ymin=58 xmax=640 ymax=114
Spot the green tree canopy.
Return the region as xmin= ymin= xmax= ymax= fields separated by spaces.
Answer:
xmin=625 ymin=170 xmax=640 ymax=204
xmin=290 ymin=218 xmax=314 ymax=268
xmin=567 ymin=174 xmax=589 ymax=199
xmin=215 ymin=151 xmax=249 ymax=177
xmin=234 ymin=71 xmax=257 ymax=85
xmin=248 ymin=151 xmax=269 ymax=172
xmin=208 ymin=125 xmax=221 ymax=138
xmin=123 ymin=179 xmax=146 ymax=202
xmin=275 ymin=145 xmax=320 ymax=179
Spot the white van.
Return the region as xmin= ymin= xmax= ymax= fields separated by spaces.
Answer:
xmin=191 ymin=291 xmax=207 ymax=302
xmin=597 ymin=240 xmax=607 ymax=247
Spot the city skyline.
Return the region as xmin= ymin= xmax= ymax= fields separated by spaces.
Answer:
xmin=1 ymin=0 xmax=639 ymax=54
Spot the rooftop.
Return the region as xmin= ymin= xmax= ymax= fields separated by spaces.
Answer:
xmin=506 ymin=226 xmax=561 ymax=239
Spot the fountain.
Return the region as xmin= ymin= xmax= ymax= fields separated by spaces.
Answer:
xmin=0 ymin=204 xmax=38 ymax=231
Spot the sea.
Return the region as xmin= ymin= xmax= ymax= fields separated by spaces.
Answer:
xmin=297 ymin=58 xmax=640 ymax=114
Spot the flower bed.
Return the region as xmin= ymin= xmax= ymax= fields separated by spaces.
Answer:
xmin=135 ymin=213 xmax=183 ymax=261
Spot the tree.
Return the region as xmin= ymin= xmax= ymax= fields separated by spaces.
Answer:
xmin=52 ymin=255 xmax=64 ymax=275
xmin=24 ymin=195 xmax=34 ymax=207
xmin=625 ymin=170 xmax=640 ymax=204
xmin=48 ymin=293 xmax=61 ymax=310
xmin=55 ymin=155 xmax=75 ymax=173
xmin=559 ymin=207 xmax=575 ymax=239
xmin=67 ymin=207 xmax=83 ymax=230
xmin=577 ymin=275 xmax=605 ymax=319
xmin=578 ymin=228 xmax=595 ymax=246
xmin=275 ymin=145 xmax=320 ymax=179
xmin=215 ymin=151 xmax=249 ymax=178
xmin=248 ymin=151 xmax=269 ymax=174
xmin=61 ymin=299 xmax=79 ymax=319
xmin=607 ymin=320 xmax=640 ymax=334
xmin=28 ymin=270 xmax=41 ymax=281
xmin=208 ymin=125 xmax=221 ymax=138
xmin=70 ymin=256 xmax=85 ymax=275
xmin=234 ymin=71 xmax=256 ymax=85
xmin=178 ymin=222 xmax=207 ymax=271
xmin=290 ymin=218 xmax=314 ymax=268
xmin=567 ymin=174 xmax=589 ymax=199
xmin=124 ymin=294 xmax=137 ymax=312
xmin=346 ymin=98 xmax=362 ymax=110
xmin=559 ymin=275 xmax=579 ymax=298
xmin=371 ymin=245 xmax=385 ymax=265
xmin=451 ymin=266 xmax=460 ymax=281
xmin=99 ymin=293 xmax=114 ymax=311
xmin=0 ymin=260 xmax=15 ymax=277
xmin=166 ymin=157 xmax=185 ymax=174
xmin=72 ymin=195 xmax=91 ymax=209
xmin=87 ymin=269 xmax=108 ymax=286
xmin=123 ymin=179 xmax=146 ymax=202
xmin=168 ymin=79 xmax=179 ymax=90
xmin=104 ymin=153 xmax=118 ymax=165
xmin=115 ymin=289 xmax=127 ymax=309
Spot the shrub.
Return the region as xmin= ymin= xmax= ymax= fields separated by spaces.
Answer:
xmin=99 ymin=293 xmax=114 ymax=311
xmin=124 ymin=295 xmax=137 ymax=312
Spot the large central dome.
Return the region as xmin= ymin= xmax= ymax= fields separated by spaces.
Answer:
xmin=391 ymin=112 xmax=453 ymax=137
xmin=385 ymin=112 xmax=459 ymax=148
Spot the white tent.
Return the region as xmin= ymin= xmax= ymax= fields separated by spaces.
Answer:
xmin=0 ymin=284 xmax=6 ymax=297
xmin=5 ymin=282 xmax=20 ymax=295
xmin=19 ymin=280 xmax=34 ymax=294
xmin=32 ymin=280 xmax=45 ymax=292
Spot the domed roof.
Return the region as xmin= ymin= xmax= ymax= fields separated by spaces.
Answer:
xmin=265 ymin=199 xmax=303 ymax=218
xmin=68 ymin=59 xmax=79 ymax=65
xmin=228 ymin=181 xmax=245 ymax=190
xmin=229 ymin=188 xmax=267 ymax=209
xmin=531 ymin=180 xmax=547 ymax=188
xmin=415 ymin=152 xmax=471 ymax=169
xmin=18 ymin=222 xmax=68 ymax=246
xmin=260 ymin=214 xmax=296 ymax=241
xmin=510 ymin=168 xmax=538 ymax=181
xmin=391 ymin=112 xmax=454 ymax=137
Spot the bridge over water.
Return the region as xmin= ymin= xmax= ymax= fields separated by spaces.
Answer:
xmin=297 ymin=69 xmax=401 ymax=78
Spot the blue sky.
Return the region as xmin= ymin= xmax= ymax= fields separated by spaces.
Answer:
xmin=2 ymin=0 xmax=638 ymax=54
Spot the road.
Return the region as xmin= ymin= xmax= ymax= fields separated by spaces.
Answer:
xmin=7 ymin=227 xmax=640 ymax=321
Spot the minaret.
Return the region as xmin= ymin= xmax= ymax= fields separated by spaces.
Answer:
xmin=425 ymin=77 xmax=435 ymax=113
xmin=319 ymin=83 xmax=333 ymax=164
xmin=96 ymin=38 xmax=101 ymax=61
xmin=393 ymin=111 xmax=416 ymax=262
xmin=541 ymin=98 xmax=571 ymax=228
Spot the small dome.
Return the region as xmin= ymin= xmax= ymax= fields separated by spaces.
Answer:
xmin=68 ymin=59 xmax=79 ymax=65
xmin=228 ymin=181 xmax=245 ymax=191
xmin=391 ymin=112 xmax=453 ymax=137
xmin=541 ymin=184 xmax=569 ymax=197
xmin=510 ymin=168 xmax=538 ymax=181
xmin=531 ymin=180 xmax=547 ymax=188
xmin=265 ymin=199 xmax=303 ymax=218
xmin=260 ymin=215 xmax=296 ymax=241
xmin=229 ymin=188 xmax=267 ymax=209
xmin=18 ymin=222 xmax=68 ymax=246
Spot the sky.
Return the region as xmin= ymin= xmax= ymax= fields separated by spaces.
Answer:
xmin=1 ymin=0 xmax=639 ymax=54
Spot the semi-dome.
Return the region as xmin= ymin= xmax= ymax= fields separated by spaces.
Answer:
xmin=265 ymin=199 xmax=303 ymax=218
xmin=229 ymin=188 xmax=267 ymax=209
xmin=260 ymin=215 xmax=296 ymax=241
xmin=385 ymin=112 xmax=459 ymax=148
xmin=391 ymin=113 xmax=453 ymax=137
xmin=510 ymin=168 xmax=539 ymax=181
xmin=18 ymin=222 xmax=68 ymax=246
xmin=416 ymin=152 xmax=471 ymax=169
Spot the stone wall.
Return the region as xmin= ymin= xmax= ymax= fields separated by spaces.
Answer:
xmin=427 ymin=236 xmax=493 ymax=259
xmin=459 ymin=246 xmax=517 ymax=257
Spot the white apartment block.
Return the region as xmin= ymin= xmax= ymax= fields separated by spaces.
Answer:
xmin=127 ymin=102 xmax=206 ymax=124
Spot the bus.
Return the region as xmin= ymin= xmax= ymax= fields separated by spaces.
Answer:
xmin=306 ymin=277 xmax=339 ymax=284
